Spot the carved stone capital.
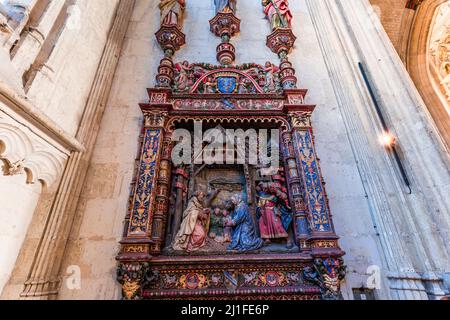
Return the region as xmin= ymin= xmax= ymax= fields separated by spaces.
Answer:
xmin=289 ymin=112 xmax=313 ymax=129
xmin=0 ymin=116 xmax=67 ymax=185
xmin=143 ymin=111 xmax=168 ymax=128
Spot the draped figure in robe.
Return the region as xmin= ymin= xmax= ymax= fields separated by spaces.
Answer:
xmin=262 ymin=0 xmax=293 ymax=30
xmin=227 ymin=195 xmax=263 ymax=252
xmin=159 ymin=0 xmax=186 ymax=28
xmin=214 ymin=0 xmax=236 ymax=13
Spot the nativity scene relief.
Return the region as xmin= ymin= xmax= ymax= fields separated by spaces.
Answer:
xmin=116 ymin=0 xmax=346 ymax=301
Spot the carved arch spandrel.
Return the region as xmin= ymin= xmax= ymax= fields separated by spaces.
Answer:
xmin=0 ymin=122 xmax=67 ymax=186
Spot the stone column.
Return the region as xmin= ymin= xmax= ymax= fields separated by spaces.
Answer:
xmin=20 ymin=0 xmax=135 ymax=299
xmin=11 ymin=0 xmax=66 ymax=77
xmin=289 ymin=111 xmax=341 ymax=254
xmin=306 ymin=0 xmax=449 ymax=299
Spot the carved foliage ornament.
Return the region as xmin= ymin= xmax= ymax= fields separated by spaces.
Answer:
xmin=290 ymin=112 xmax=312 ymax=129
xmin=172 ymin=62 xmax=283 ymax=95
xmin=117 ymin=263 xmax=150 ymax=300
xmin=302 ymin=257 xmax=346 ymax=300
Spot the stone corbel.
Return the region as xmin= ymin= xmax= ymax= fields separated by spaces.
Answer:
xmin=117 ymin=262 xmax=150 ymax=300
xmin=303 ymin=257 xmax=347 ymax=300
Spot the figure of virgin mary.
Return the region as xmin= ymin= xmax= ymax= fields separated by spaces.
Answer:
xmin=226 ymin=195 xmax=263 ymax=252
xmin=214 ymin=0 xmax=236 ymax=13
xmin=159 ymin=0 xmax=186 ymax=28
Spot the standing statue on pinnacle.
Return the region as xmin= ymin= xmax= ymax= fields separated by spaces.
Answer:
xmin=159 ymin=0 xmax=186 ymax=28
xmin=214 ymin=0 xmax=237 ymax=14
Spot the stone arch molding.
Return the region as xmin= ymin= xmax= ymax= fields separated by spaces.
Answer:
xmin=0 ymin=122 xmax=66 ymax=186
xmin=406 ymin=0 xmax=450 ymax=148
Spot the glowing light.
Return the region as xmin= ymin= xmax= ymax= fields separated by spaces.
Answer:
xmin=379 ymin=132 xmax=396 ymax=148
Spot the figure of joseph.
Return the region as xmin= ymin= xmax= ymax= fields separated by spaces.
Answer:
xmin=172 ymin=190 xmax=219 ymax=252
xmin=159 ymin=0 xmax=186 ymax=28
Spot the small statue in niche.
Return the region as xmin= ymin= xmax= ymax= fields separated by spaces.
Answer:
xmin=238 ymin=77 xmax=254 ymax=94
xmin=159 ymin=0 xmax=186 ymax=28
xmin=214 ymin=0 xmax=237 ymax=14
xmin=262 ymin=0 xmax=293 ymax=31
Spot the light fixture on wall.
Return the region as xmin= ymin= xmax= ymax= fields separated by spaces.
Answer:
xmin=358 ymin=62 xmax=412 ymax=194
xmin=379 ymin=131 xmax=396 ymax=149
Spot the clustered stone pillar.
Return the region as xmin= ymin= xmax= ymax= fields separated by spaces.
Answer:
xmin=20 ymin=0 xmax=136 ymax=299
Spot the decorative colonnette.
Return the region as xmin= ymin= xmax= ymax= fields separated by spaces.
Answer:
xmin=117 ymin=0 xmax=346 ymax=301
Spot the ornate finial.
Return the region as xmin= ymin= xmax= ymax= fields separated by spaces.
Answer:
xmin=210 ymin=1 xmax=240 ymax=66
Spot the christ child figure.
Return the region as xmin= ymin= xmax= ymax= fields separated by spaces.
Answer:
xmin=208 ymin=207 xmax=225 ymax=242
xmin=222 ymin=209 xmax=233 ymax=243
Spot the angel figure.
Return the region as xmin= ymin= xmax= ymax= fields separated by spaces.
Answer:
xmin=263 ymin=61 xmax=280 ymax=92
xmin=174 ymin=61 xmax=192 ymax=92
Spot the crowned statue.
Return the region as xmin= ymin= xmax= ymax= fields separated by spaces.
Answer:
xmin=262 ymin=0 xmax=293 ymax=31
xmin=214 ymin=0 xmax=237 ymax=13
xmin=159 ymin=0 xmax=186 ymax=28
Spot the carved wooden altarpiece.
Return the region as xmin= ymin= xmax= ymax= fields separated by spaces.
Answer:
xmin=117 ymin=2 xmax=346 ymax=300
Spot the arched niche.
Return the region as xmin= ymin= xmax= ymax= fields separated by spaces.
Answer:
xmin=406 ymin=0 xmax=450 ymax=149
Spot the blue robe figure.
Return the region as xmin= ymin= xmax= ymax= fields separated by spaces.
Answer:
xmin=227 ymin=196 xmax=263 ymax=252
